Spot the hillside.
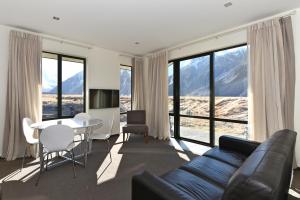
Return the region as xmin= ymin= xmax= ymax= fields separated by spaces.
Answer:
xmin=48 ymin=72 xmax=84 ymax=94
xmin=168 ymin=47 xmax=247 ymax=97
xmin=120 ymin=69 xmax=131 ymax=96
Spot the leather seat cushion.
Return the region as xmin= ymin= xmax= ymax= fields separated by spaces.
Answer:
xmin=122 ymin=124 xmax=148 ymax=133
xmin=180 ymin=156 xmax=237 ymax=188
xmin=203 ymin=147 xmax=246 ymax=168
xmin=161 ymin=169 xmax=224 ymax=200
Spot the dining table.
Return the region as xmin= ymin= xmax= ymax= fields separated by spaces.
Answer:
xmin=31 ymin=118 xmax=103 ymax=170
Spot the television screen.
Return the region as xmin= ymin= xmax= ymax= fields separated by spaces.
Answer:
xmin=89 ymin=89 xmax=119 ymax=109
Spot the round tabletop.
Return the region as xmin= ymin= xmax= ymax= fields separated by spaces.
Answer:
xmin=31 ymin=118 xmax=103 ymax=130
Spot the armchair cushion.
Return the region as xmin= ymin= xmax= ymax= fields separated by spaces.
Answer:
xmin=123 ymin=124 xmax=148 ymax=133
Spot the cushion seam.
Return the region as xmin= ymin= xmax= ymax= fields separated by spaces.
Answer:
xmin=203 ymin=154 xmax=241 ymax=168
xmin=180 ymin=165 xmax=227 ymax=189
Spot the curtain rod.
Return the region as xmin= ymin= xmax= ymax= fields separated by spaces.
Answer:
xmin=4 ymin=25 xmax=143 ymax=57
xmin=3 ymin=25 xmax=94 ymax=49
xmin=166 ymin=9 xmax=297 ymax=52
xmin=43 ymin=37 xmax=93 ymax=49
xmin=120 ymin=53 xmax=143 ymax=58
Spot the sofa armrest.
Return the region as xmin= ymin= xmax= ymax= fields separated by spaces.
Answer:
xmin=219 ymin=135 xmax=260 ymax=156
xmin=132 ymin=171 xmax=194 ymax=200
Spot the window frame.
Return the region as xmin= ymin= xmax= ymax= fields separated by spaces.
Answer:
xmin=168 ymin=43 xmax=248 ymax=147
xmin=120 ymin=64 xmax=133 ymax=115
xmin=42 ymin=51 xmax=86 ymax=121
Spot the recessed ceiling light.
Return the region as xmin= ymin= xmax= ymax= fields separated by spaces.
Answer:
xmin=224 ymin=2 xmax=233 ymax=7
xmin=134 ymin=42 xmax=140 ymax=45
xmin=53 ymin=16 xmax=60 ymax=21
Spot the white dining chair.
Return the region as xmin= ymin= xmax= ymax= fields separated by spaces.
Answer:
xmin=74 ymin=113 xmax=91 ymax=153
xmin=74 ymin=113 xmax=91 ymax=121
xmin=22 ymin=118 xmax=39 ymax=170
xmin=74 ymin=112 xmax=91 ymax=139
xmin=36 ymin=125 xmax=76 ymax=185
xmin=89 ymin=114 xmax=114 ymax=161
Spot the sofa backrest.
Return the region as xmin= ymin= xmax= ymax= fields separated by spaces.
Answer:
xmin=222 ymin=129 xmax=297 ymax=200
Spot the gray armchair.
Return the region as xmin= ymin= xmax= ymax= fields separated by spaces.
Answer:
xmin=122 ymin=110 xmax=148 ymax=143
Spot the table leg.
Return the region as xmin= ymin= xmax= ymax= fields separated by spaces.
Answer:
xmin=38 ymin=129 xmax=44 ymax=172
xmin=84 ymin=127 xmax=89 ymax=167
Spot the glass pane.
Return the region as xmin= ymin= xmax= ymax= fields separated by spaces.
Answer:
xmin=180 ymin=117 xmax=210 ymax=143
xmin=120 ymin=66 xmax=132 ymax=113
xmin=214 ymin=46 xmax=248 ymax=121
xmin=169 ymin=115 xmax=174 ymax=137
xmin=168 ymin=63 xmax=174 ymax=113
xmin=61 ymin=57 xmax=85 ymax=117
xmin=42 ymin=53 xmax=58 ymax=119
xmin=180 ymin=56 xmax=210 ymax=117
xmin=215 ymin=121 xmax=248 ymax=145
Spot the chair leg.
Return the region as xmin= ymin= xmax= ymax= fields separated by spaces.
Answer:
xmin=21 ymin=145 xmax=28 ymax=170
xmin=35 ymin=154 xmax=44 ymax=186
xmin=80 ymin=134 xmax=83 ymax=154
xmin=144 ymin=131 xmax=149 ymax=144
xmin=71 ymin=150 xmax=76 ymax=178
xmin=46 ymin=154 xmax=49 ymax=171
xmin=106 ymin=139 xmax=112 ymax=161
xmin=123 ymin=132 xmax=125 ymax=142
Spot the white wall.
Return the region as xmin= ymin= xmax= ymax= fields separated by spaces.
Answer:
xmin=168 ymin=29 xmax=247 ymax=61
xmin=120 ymin=56 xmax=132 ymax=66
xmin=0 ymin=25 xmax=126 ymax=156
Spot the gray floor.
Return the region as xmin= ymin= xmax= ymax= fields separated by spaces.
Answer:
xmin=0 ymin=134 xmax=299 ymax=200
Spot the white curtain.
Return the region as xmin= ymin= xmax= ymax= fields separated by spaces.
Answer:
xmin=132 ymin=57 xmax=145 ymax=110
xmin=2 ymin=31 xmax=42 ymax=160
xmin=248 ymin=17 xmax=295 ymax=142
xmin=146 ymin=50 xmax=170 ymax=140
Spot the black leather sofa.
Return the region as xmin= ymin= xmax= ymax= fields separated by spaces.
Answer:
xmin=132 ymin=129 xmax=297 ymax=200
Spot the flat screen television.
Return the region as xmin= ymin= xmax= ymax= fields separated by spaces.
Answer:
xmin=89 ymin=89 xmax=119 ymax=109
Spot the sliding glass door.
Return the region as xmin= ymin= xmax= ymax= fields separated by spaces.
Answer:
xmin=120 ymin=65 xmax=132 ymax=129
xmin=169 ymin=44 xmax=248 ymax=146
xmin=213 ymin=46 xmax=248 ymax=144
xmin=179 ymin=55 xmax=211 ymax=143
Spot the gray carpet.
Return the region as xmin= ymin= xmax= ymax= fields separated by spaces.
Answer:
xmin=0 ymin=135 xmax=299 ymax=200
xmin=0 ymin=135 xmax=198 ymax=200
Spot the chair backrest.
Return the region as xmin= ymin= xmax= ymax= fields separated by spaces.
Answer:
xmin=40 ymin=125 xmax=74 ymax=152
xmin=74 ymin=113 xmax=91 ymax=121
xmin=92 ymin=112 xmax=115 ymax=134
xmin=22 ymin=118 xmax=36 ymax=144
xmin=127 ymin=110 xmax=146 ymax=124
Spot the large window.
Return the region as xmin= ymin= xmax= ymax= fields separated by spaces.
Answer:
xmin=168 ymin=44 xmax=248 ymax=146
xmin=42 ymin=52 xmax=86 ymax=120
xmin=120 ymin=65 xmax=132 ymax=128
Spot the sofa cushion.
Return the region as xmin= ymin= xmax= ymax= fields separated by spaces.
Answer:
xmin=203 ymin=147 xmax=246 ymax=168
xmin=162 ymin=169 xmax=224 ymax=200
xmin=180 ymin=156 xmax=237 ymax=188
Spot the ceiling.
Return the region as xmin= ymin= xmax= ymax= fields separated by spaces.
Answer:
xmin=0 ymin=0 xmax=300 ymax=55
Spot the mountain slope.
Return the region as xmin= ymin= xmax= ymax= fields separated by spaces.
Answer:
xmin=120 ymin=69 xmax=131 ymax=96
xmin=48 ymin=72 xmax=84 ymax=94
xmin=168 ymin=47 xmax=247 ymax=97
